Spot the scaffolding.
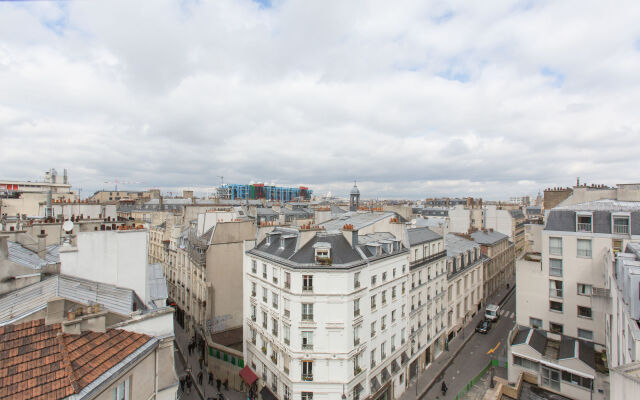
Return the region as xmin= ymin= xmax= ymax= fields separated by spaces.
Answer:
xmin=217 ymin=184 xmax=312 ymax=202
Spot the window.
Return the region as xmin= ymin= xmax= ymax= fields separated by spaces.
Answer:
xmin=272 ymin=292 xmax=279 ymax=309
xmin=284 ymin=325 xmax=290 ymax=345
xmin=381 ymin=342 xmax=386 ymax=360
xmin=302 ymin=392 xmax=313 ymax=400
xmin=302 ymin=303 xmax=313 ymax=321
xmin=393 ymin=268 xmax=396 ymax=278
xmin=272 ymin=318 xmax=278 ymax=336
xmin=577 ymin=283 xmax=592 ymax=296
xmin=371 ymin=275 xmax=377 ymax=286
xmin=302 ymin=361 xmax=313 ymax=381
xmin=302 ymin=331 xmax=313 ymax=350
xmin=263 ymin=264 xmax=267 ymax=279
xmin=391 ymin=310 xmax=396 ymax=322
xmin=381 ymin=316 xmax=387 ymax=331
xmin=577 ymin=239 xmax=592 ymax=258
xmin=371 ymin=295 xmax=377 ymax=310
xmin=382 ymin=290 xmax=387 ymax=305
xmin=251 ymin=282 xmax=256 ymax=297
xmin=370 ymin=349 xmax=376 ymax=367
xmin=549 ymin=237 xmax=562 ymax=256
xmin=263 ymin=288 xmax=268 ymax=303
xmin=562 ymin=370 xmax=593 ymax=389
xmin=577 ymin=306 xmax=592 ymax=319
xmin=541 ymin=366 xmax=561 ymax=391
xmin=402 ymin=265 xmax=406 ymax=273
xmin=354 ymin=325 xmax=361 ymax=345
xmin=578 ymin=328 xmax=594 ymax=341
xmin=392 ymin=286 xmax=397 ymax=299
xmin=272 ymin=267 xmax=278 ymax=284
xmin=613 ymin=216 xmax=630 ymax=234
xmin=382 ymin=272 xmax=387 ymax=282
xmin=371 ymin=321 xmax=376 ymax=337
xmin=284 ymin=298 xmax=291 ymax=318
xmin=251 ymin=305 xmax=256 ymax=321
xmin=549 ymin=322 xmax=563 ymax=334
xmin=402 ymin=282 xmax=406 ymax=294
xmin=401 ymin=328 xmax=406 ymax=344
xmin=529 ymin=317 xmax=542 ymax=329
xmin=549 ymin=259 xmax=562 ymax=277
xmin=513 ymin=355 xmax=539 ymax=372
xmin=550 ymin=301 xmax=563 ymax=312
xmin=251 ymin=260 xmax=257 ymax=274
xmin=354 ymin=298 xmax=361 ymax=317
xmin=284 ymin=386 xmax=291 ymax=400
xmin=262 ymin=311 xmax=268 ymax=329
xmin=113 ymin=377 xmax=130 ymax=400
xmin=271 ymin=371 xmax=278 ymax=393
xmin=303 ymin=275 xmax=313 ymax=291
xmin=284 ymin=272 xmax=291 ymax=289
xmin=354 ymin=272 xmax=361 ymax=288
xmin=577 ymin=215 xmax=592 ymax=232
xmin=549 ymin=280 xmax=563 ymax=298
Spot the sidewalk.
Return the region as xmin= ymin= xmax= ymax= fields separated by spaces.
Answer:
xmin=400 ymin=284 xmax=515 ymax=400
xmin=174 ymin=319 xmax=247 ymax=400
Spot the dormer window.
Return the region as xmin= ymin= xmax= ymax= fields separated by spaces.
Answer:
xmin=577 ymin=214 xmax=592 ymax=232
xmin=613 ymin=214 xmax=630 ymax=234
xmin=280 ymin=238 xmax=285 ymax=249
xmin=313 ymin=242 xmax=331 ymax=264
xmin=266 ymin=235 xmax=272 ymax=246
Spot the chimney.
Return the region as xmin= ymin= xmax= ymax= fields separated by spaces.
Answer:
xmin=62 ymin=305 xmax=106 ymax=334
xmin=0 ymin=235 xmax=8 ymax=259
xmin=37 ymin=230 xmax=47 ymax=259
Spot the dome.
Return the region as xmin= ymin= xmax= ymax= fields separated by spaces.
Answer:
xmin=350 ymin=184 xmax=360 ymax=195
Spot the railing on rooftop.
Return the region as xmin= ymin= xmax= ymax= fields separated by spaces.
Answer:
xmin=577 ymin=223 xmax=592 ymax=232
xmin=614 ymin=224 xmax=630 ymax=234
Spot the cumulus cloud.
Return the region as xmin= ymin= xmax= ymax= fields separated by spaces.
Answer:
xmin=1 ymin=0 xmax=640 ymax=199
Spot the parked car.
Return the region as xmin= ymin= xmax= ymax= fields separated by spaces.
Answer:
xmin=476 ymin=319 xmax=492 ymax=334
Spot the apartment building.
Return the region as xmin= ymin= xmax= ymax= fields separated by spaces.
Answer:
xmin=484 ymin=205 xmax=526 ymax=255
xmin=445 ymin=234 xmax=484 ymax=341
xmin=509 ymin=199 xmax=640 ymax=399
xmin=406 ymin=228 xmax=448 ymax=380
xmin=470 ymin=230 xmax=515 ymax=302
xmin=244 ymin=226 xmax=411 ymax=400
xmin=602 ymin=242 xmax=640 ymax=399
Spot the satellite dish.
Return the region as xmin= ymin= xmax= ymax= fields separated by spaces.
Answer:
xmin=62 ymin=220 xmax=74 ymax=233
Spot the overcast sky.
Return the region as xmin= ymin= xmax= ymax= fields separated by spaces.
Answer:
xmin=1 ymin=0 xmax=639 ymax=200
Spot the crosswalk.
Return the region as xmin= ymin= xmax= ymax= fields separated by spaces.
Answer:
xmin=500 ymin=310 xmax=515 ymax=319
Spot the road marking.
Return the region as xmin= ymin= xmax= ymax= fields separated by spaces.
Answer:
xmin=487 ymin=342 xmax=501 ymax=355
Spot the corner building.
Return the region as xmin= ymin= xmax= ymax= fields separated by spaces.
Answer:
xmin=244 ymin=226 xmax=411 ymax=400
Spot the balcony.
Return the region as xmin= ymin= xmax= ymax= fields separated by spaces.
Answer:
xmin=302 ymin=374 xmax=313 ymax=382
xmin=303 ymin=286 xmax=313 ymax=293
xmin=302 ymin=343 xmax=313 ymax=350
xmin=302 ymin=314 xmax=314 ymax=321
xmin=614 ymin=224 xmax=630 ymax=234
xmin=354 ymin=309 xmax=361 ymax=317
xmin=577 ymin=223 xmax=592 ymax=232
xmin=354 ymin=366 xmax=363 ymax=376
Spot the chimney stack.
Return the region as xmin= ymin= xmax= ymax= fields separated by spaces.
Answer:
xmin=37 ymin=230 xmax=47 ymax=259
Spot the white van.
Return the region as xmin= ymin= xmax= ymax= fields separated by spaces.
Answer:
xmin=485 ymin=304 xmax=500 ymax=322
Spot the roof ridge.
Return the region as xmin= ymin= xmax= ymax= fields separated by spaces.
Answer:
xmin=57 ymin=332 xmax=82 ymax=394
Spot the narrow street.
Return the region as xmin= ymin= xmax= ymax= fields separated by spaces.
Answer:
xmin=424 ymin=290 xmax=515 ymax=399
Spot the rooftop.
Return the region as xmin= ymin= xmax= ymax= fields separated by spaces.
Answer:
xmin=7 ymin=240 xmax=60 ymax=269
xmin=0 ymin=319 xmax=153 ymax=400
xmin=445 ymin=233 xmax=480 ymax=256
xmin=554 ymin=199 xmax=640 ymax=212
xmin=407 ymin=227 xmax=442 ymax=246
xmin=320 ymin=211 xmax=396 ymax=232
xmin=470 ymin=230 xmax=508 ymax=245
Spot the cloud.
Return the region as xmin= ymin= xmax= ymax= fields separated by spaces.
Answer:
xmin=1 ymin=0 xmax=640 ymax=199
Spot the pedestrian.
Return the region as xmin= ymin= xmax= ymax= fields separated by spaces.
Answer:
xmin=223 ymin=379 xmax=228 ymax=391
xmin=199 ymin=356 xmax=204 ymax=370
xmin=216 ymin=378 xmax=222 ymax=392
xmin=209 ymin=371 xmax=214 ymax=385
xmin=441 ymin=381 xmax=448 ymax=395
xmin=198 ymin=371 xmax=203 ymax=385
xmin=179 ymin=378 xmax=184 ymax=392
xmin=187 ymin=378 xmax=192 ymax=393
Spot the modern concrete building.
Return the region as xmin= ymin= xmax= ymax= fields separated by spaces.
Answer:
xmin=445 ymin=234 xmax=484 ymax=342
xmin=470 ymin=230 xmax=515 ymax=302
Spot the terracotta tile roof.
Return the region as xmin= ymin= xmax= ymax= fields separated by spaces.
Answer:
xmin=0 ymin=319 xmax=153 ymax=400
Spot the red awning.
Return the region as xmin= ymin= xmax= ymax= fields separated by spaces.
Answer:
xmin=239 ymin=366 xmax=258 ymax=386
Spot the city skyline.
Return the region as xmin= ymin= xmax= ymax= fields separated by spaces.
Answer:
xmin=2 ymin=0 xmax=639 ymax=198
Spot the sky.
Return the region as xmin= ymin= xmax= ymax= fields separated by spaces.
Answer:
xmin=1 ymin=0 xmax=640 ymax=200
